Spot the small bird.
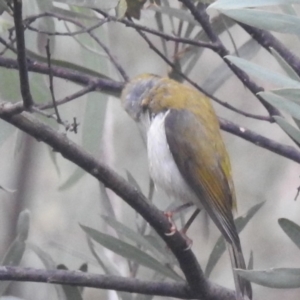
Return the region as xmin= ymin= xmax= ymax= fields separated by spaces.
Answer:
xmin=121 ymin=74 xmax=252 ymax=300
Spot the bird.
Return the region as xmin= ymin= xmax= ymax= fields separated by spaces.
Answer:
xmin=121 ymin=74 xmax=252 ymax=300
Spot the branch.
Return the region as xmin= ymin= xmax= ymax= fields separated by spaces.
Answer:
xmin=178 ymin=0 xmax=281 ymax=117
xmin=96 ymin=9 xmax=218 ymax=51
xmin=0 ymin=56 xmax=123 ymax=97
xmin=220 ymin=118 xmax=300 ymax=164
xmin=130 ymin=18 xmax=271 ymax=122
xmin=24 ymin=12 xmax=129 ymax=82
xmin=45 ymin=40 xmax=62 ymax=123
xmin=240 ymin=23 xmax=300 ymax=77
xmin=0 ymin=55 xmax=298 ymax=163
xmin=39 ymin=84 xmax=97 ymax=110
xmin=0 ymin=266 xmax=233 ymax=300
xmin=12 ymin=0 xmax=33 ymax=109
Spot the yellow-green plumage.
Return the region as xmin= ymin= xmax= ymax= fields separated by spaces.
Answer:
xmin=121 ymin=74 xmax=252 ymax=300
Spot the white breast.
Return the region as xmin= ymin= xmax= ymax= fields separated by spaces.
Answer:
xmin=147 ymin=111 xmax=200 ymax=207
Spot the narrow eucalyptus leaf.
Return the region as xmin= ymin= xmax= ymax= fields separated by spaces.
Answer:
xmin=237 ymin=268 xmax=300 ymax=288
xmin=209 ymin=0 xmax=300 ymax=10
xmin=203 ymin=38 xmax=260 ymax=93
xmin=149 ymin=6 xmax=199 ymax=25
xmin=29 ymin=243 xmax=65 ymax=299
xmin=273 ymin=88 xmax=300 ymax=104
xmin=0 ymin=240 xmax=26 ymax=295
xmin=274 ymin=116 xmax=300 ymax=145
xmin=219 ymin=9 xmax=300 ymax=35
xmin=102 ymin=216 xmax=171 ymax=263
xmin=270 ymin=48 xmax=300 ymax=81
xmin=54 ymin=0 xmax=118 ymax=9
xmin=278 ymin=218 xmax=300 ymax=249
xmin=81 ymin=224 xmax=182 ymax=281
xmin=259 ymin=92 xmax=300 ymax=120
xmin=226 ymin=55 xmax=300 ymax=88
xmin=16 ymin=210 xmax=31 ymax=242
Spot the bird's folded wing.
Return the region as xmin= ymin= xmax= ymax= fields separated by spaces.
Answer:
xmin=164 ymin=109 xmax=238 ymax=244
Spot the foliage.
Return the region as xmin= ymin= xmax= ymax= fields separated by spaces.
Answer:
xmin=0 ymin=0 xmax=300 ymax=300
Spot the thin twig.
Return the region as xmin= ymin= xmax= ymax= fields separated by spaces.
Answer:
xmin=0 ymin=36 xmax=18 ymax=55
xmin=12 ymin=0 xmax=33 ymax=109
xmin=219 ymin=118 xmax=300 ymax=164
xmin=96 ymin=9 xmax=218 ymax=51
xmin=0 ymin=55 xmax=298 ymax=164
xmin=27 ymin=18 xmax=108 ymax=37
xmin=178 ymin=0 xmax=281 ymax=118
xmin=0 ymin=101 xmax=24 ymax=115
xmin=213 ymin=98 xmax=272 ymax=122
xmin=39 ymin=84 xmax=97 ymax=110
xmin=45 ymin=39 xmax=62 ymax=124
xmin=24 ymin=12 xmax=129 ymax=82
xmin=240 ymin=23 xmax=300 ymax=78
xmin=0 ymin=55 xmax=123 ymax=96
xmin=131 ymin=18 xmax=271 ymax=122
xmin=64 ymin=21 xmax=106 ymax=57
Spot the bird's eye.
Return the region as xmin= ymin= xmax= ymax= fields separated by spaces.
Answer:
xmin=141 ymin=104 xmax=147 ymax=112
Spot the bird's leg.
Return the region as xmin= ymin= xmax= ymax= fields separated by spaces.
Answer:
xmin=182 ymin=208 xmax=201 ymax=235
xmin=165 ymin=206 xmax=201 ymax=250
xmin=180 ymin=208 xmax=201 ymax=250
xmin=164 ymin=202 xmax=194 ymax=235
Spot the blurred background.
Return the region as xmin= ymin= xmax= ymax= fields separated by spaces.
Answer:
xmin=0 ymin=1 xmax=300 ymax=299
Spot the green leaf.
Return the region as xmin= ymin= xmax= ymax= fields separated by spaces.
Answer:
xmin=270 ymin=48 xmax=300 ymax=81
xmin=54 ymin=0 xmax=119 ymax=9
xmin=248 ymin=251 xmax=254 ymax=270
xmin=57 ymin=265 xmax=83 ymax=300
xmin=86 ymin=236 xmax=122 ymax=276
xmin=0 ymin=240 xmax=25 ymax=296
xmin=29 ymin=243 xmax=65 ymax=300
xmin=259 ymin=92 xmax=300 ymax=120
xmin=278 ymin=218 xmax=300 ymax=250
xmin=126 ymin=0 xmax=147 ymax=19
xmin=209 ymin=0 xmax=300 ymax=10
xmin=0 ymin=210 xmax=30 ymax=295
xmin=52 ymin=6 xmax=98 ymax=20
xmin=29 ymin=243 xmax=57 ymax=269
xmin=126 ymin=171 xmax=142 ymax=194
xmin=149 ymin=5 xmax=199 ymax=25
xmin=203 ymin=38 xmax=260 ymax=94
xmin=219 ymin=9 xmax=300 ymax=35
xmin=0 ymin=0 xmax=11 ymax=14
xmin=226 ymin=55 xmax=300 ymax=88
xmin=205 ymin=202 xmax=264 ymax=277
xmin=237 ymin=268 xmax=300 ymax=288
xmin=274 ymin=116 xmax=300 ymax=145
xmin=59 ymin=9 xmax=109 ymax=189
xmin=16 ymin=210 xmax=30 ymax=242
xmin=81 ymin=224 xmax=182 ymax=281
xmin=85 ymin=235 xmax=133 ymax=300
xmin=99 ymin=183 xmax=116 ymax=218
xmin=273 ymin=88 xmax=300 ymax=104
xmin=101 ymin=216 xmax=172 ymax=264
xmin=116 ymin=0 xmax=128 ymax=19
xmin=183 ymin=15 xmax=235 ymax=75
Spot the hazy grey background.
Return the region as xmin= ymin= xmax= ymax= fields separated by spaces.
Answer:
xmin=0 ymin=2 xmax=299 ymax=300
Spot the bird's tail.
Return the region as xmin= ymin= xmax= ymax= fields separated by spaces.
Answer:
xmin=227 ymin=240 xmax=252 ymax=300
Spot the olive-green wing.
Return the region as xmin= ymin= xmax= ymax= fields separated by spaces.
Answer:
xmin=165 ymin=109 xmax=238 ymax=244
